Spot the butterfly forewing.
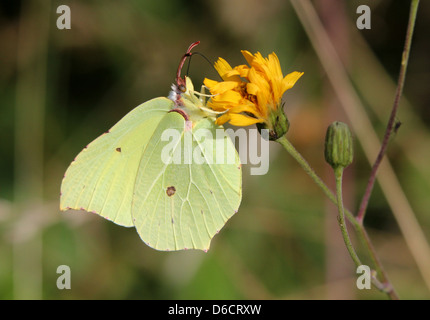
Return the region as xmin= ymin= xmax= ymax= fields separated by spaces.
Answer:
xmin=60 ymin=97 xmax=174 ymax=227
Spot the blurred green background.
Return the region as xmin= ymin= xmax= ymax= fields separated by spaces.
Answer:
xmin=1 ymin=0 xmax=430 ymax=300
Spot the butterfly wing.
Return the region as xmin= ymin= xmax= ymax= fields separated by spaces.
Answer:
xmin=132 ymin=112 xmax=242 ymax=251
xmin=60 ymin=97 xmax=174 ymax=227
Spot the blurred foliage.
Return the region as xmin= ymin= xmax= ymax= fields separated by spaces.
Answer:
xmin=1 ymin=0 xmax=430 ymax=299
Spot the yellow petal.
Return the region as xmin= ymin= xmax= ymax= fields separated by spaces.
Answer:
xmin=234 ymin=65 xmax=250 ymax=78
xmin=267 ymin=53 xmax=283 ymax=81
xmin=213 ymin=90 xmax=243 ymax=104
xmin=215 ymin=113 xmax=231 ymax=125
xmin=207 ymin=101 xmax=229 ymax=112
xmin=246 ymin=82 xmax=259 ymax=96
xmin=227 ymin=113 xmax=264 ymax=126
xmin=229 ymin=104 xmax=262 ymax=119
xmin=248 ymin=68 xmax=270 ymax=112
xmin=214 ymin=57 xmax=241 ymax=81
xmin=248 ymin=68 xmax=269 ymax=92
xmin=241 ymin=50 xmax=254 ymax=66
xmin=282 ymin=71 xmax=304 ymax=92
xmin=203 ymin=78 xmax=219 ymax=89
xmin=250 ymin=52 xmax=268 ymax=74
xmin=214 ymin=57 xmax=231 ymax=75
xmin=225 ymin=69 xmax=241 ymax=78
xmin=209 ymin=81 xmax=240 ymax=94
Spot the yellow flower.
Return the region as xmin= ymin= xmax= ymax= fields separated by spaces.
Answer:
xmin=204 ymin=50 xmax=303 ymax=138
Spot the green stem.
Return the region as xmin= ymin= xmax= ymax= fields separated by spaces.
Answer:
xmin=334 ymin=167 xmax=362 ymax=267
xmin=276 ymin=136 xmax=399 ymax=299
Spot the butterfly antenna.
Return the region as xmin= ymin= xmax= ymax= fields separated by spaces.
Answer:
xmin=186 ymin=52 xmax=223 ymax=82
xmin=185 ymin=51 xmax=217 ymax=76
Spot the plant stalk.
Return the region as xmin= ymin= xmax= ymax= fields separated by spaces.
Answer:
xmin=334 ymin=167 xmax=362 ymax=268
xmin=276 ymin=136 xmax=399 ymax=299
xmin=356 ymin=0 xmax=420 ymax=223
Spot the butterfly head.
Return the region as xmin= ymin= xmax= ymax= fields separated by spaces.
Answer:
xmin=168 ymin=42 xmax=227 ymax=123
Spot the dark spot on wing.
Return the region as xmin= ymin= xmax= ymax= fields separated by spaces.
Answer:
xmin=166 ymin=186 xmax=176 ymax=197
xmin=116 ymin=147 xmax=121 ymax=152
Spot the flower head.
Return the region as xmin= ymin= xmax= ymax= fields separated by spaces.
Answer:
xmin=204 ymin=50 xmax=303 ymax=139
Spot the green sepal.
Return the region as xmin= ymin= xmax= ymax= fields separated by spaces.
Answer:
xmin=257 ymin=103 xmax=289 ymax=141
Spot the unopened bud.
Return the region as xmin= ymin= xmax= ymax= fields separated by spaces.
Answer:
xmin=324 ymin=121 xmax=353 ymax=169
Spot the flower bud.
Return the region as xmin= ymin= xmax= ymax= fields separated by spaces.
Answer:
xmin=324 ymin=121 xmax=353 ymax=169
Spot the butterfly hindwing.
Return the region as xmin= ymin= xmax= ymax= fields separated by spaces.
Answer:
xmin=132 ymin=112 xmax=242 ymax=251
